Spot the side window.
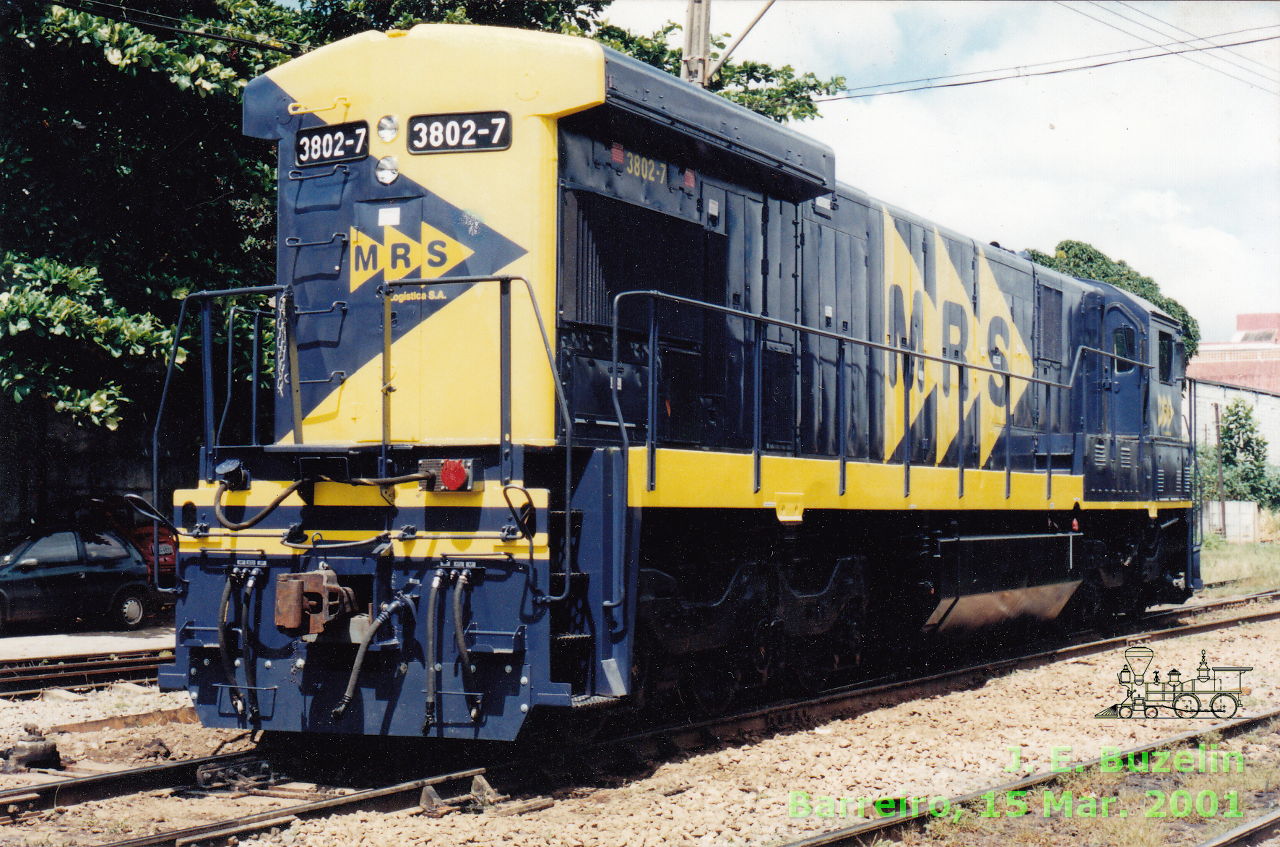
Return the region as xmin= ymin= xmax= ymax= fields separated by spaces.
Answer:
xmin=1158 ymin=332 xmax=1174 ymax=383
xmin=23 ymin=532 xmax=80 ymax=565
xmin=1113 ymin=326 xmax=1135 ymax=373
xmin=84 ymin=534 xmax=130 ymax=562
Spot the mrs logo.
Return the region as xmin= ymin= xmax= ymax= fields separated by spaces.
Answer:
xmin=348 ymin=221 xmax=474 ymax=292
xmin=1157 ymin=396 xmax=1175 ymax=433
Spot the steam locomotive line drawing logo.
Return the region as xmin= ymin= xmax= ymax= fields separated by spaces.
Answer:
xmin=1096 ymin=647 xmax=1253 ymax=720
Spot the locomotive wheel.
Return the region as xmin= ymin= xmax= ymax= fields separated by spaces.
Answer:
xmin=628 ymin=639 xmax=654 ymax=712
xmin=1210 ymin=693 xmax=1239 ymax=719
xmin=1061 ymin=576 xmax=1106 ymax=632
xmin=789 ymin=638 xmax=837 ymax=695
xmin=1144 ymin=706 xmax=1159 ymax=719
xmin=1118 ymin=705 xmax=1134 ymax=719
xmin=680 ymin=657 xmax=739 ymax=719
xmin=1173 ymin=693 xmax=1201 ymax=718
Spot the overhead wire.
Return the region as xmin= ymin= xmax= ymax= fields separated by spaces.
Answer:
xmin=1080 ymin=0 xmax=1280 ymax=91
xmin=830 ymin=23 xmax=1280 ymax=96
xmin=1115 ymin=0 xmax=1280 ymax=84
xmin=1062 ymin=1 xmax=1280 ymax=96
xmin=817 ymin=31 xmax=1280 ymax=102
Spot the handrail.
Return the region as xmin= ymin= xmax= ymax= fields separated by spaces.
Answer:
xmin=151 ymin=285 xmax=284 ymax=592
xmin=608 ymin=289 xmax=1169 ymax=497
xmin=380 ymin=274 xmax=575 ymax=605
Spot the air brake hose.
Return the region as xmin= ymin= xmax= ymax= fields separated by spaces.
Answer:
xmin=240 ymin=569 xmax=262 ymax=721
xmin=453 ymin=570 xmax=473 ymax=673
xmin=217 ymin=573 xmax=245 ymax=717
xmin=422 ymin=570 xmax=445 ymax=732
xmin=213 ymin=479 xmax=305 ymax=531
xmin=331 ymin=590 xmax=413 ymax=721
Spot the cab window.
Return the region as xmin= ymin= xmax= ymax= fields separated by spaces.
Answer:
xmin=22 ymin=532 xmax=79 ymax=565
xmin=1113 ymin=327 xmax=1136 ymax=373
xmin=1158 ymin=331 xmax=1174 ymax=383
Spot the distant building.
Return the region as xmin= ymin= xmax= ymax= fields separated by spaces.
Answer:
xmin=1188 ymin=313 xmax=1280 ymax=394
xmin=1192 ymin=380 xmax=1280 ymax=466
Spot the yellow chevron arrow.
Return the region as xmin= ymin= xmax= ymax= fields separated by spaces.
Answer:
xmin=348 ymin=221 xmax=475 ymax=293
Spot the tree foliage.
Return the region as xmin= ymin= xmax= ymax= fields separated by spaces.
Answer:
xmin=1198 ymin=399 xmax=1280 ymax=512
xmin=0 ymin=252 xmax=175 ymax=429
xmin=1 ymin=0 xmax=841 ymax=431
xmin=1025 ymin=240 xmax=1200 ymax=357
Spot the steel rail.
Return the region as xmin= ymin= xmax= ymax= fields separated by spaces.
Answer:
xmin=0 ymin=650 xmax=167 ymax=697
xmin=96 ymin=767 xmax=489 ymax=847
xmin=771 ymin=707 xmax=1280 ymax=847
xmin=0 ymin=752 xmax=248 ymax=820
xmin=1193 ymin=805 xmax=1280 ymax=847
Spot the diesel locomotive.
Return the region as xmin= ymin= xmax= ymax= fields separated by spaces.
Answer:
xmin=154 ymin=24 xmax=1199 ymax=740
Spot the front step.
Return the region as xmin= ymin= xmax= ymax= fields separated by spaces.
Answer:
xmin=570 ymin=694 xmax=619 ymax=709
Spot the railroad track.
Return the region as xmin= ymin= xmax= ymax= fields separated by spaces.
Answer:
xmin=2 ymin=591 xmax=1277 ymax=846
xmin=1195 ymin=806 xmax=1280 ymax=847
xmin=0 ymin=589 xmax=1270 ymax=702
xmin=770 ymin=707 xmax=1280 ymax=847
xmin=0 ymin=649 xmax=168 ymax=697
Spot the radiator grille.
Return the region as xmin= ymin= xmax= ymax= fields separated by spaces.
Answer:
xmin=1093 ymin=441 xmax=1108 ymax=468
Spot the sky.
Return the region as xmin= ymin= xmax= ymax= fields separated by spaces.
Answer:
xmin=600 ymin=0 xmax=1280 ymax=343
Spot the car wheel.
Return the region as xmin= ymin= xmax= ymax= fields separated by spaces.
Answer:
xmin=111 ymin=589 xmax=148 ymax=630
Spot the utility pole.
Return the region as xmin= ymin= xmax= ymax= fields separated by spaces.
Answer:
xmin=684 ymin=0 xmax=777 ymax=88
xmin=1213 ymin=402 xmax=1227 ymax=536
xmin=682 ymin=0 xmax=712 ymax=86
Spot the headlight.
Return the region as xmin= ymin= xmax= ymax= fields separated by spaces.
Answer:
xmin=375 ymin=156 xmax=399 ymax=185
xmin=377 ymin=115 xmax=398 ymax=142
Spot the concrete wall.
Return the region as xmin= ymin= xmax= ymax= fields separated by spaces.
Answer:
xmin=1193 ymin=380 xmax=1280 ymax=465
xmin=1202 ymin=500 xmax=1260 ymax=543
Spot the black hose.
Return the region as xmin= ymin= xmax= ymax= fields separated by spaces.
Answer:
xmin=319 ymin=472 xmax=436 ymax=487
xmin=240 ymin=569 xmax=261 ymax=721
xmin=217 ymin=574 xmax=244 ymax=716
xmin=332 ymin=594 xmax=408 ymax=721
xmin=213 ymin=479 xmax=305 ymax=531
xmin=453 ymin=571 xmax=472 ymax=673
xmin=422 ymin=571 xmax=444 ymax=732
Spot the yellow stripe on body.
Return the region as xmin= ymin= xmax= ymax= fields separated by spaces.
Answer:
xmin=177 ymin=479 xmax=548 ymax=510
xmin=175 ymin=479 xmax=549 ymax=557
xmin=628 ymin=447 xmax=1188 ymax=515
xmin=266 ymin=25 xmax=606 ymax=446
xmin=179 ymin=533 xmax=547 ymax=559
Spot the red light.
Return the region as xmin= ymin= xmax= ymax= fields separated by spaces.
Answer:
xmin=1071 ymin=517 xmax=1080 ymax=532
xmin=610 ymin=142 xmax=624 ymax=165
xmin=440 ymin=459 xmax=468 ymax=491
xmin=683 ymin=169 xmax=696 ymax=190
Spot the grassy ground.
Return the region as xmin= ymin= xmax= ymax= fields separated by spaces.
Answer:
xmin=1200 ymin=541 xmax=1280 ymax=596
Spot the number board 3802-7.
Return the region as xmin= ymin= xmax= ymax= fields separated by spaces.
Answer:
xmin=294 ymin=121 xmax=369 ymax=167
xmin=407 ymin=111 xmax=510 ymax=155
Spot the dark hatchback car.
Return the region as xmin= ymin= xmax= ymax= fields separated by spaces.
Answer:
xmin=0 ymin=529 xmax=157 ymax=632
